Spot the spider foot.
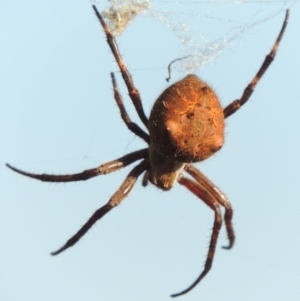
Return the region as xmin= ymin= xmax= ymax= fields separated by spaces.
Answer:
xmin=222 ymin=240 xmax=234 ymax=250
xmin=51 ymin=244 xmax=69 ymax=256
xmin=222 ymin=244 xmax=233 ymax=250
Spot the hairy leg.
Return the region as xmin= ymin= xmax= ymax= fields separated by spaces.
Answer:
xmin=184 ymin=164 xmax=234 ymax=249
xmin=51 ymin=159 xmax=149 ymax=255
xmin=223 ymin=10 xmax=289 ymax=118
xmin=6 ymin=149 xmax=148 ymax=182
xmin=172 ymin=175 xmax=222 ymax=297
xmin=111 ymin=72 xmax=150 ymax=143
xmin=93 ymin=5 xmax=148 ymax=127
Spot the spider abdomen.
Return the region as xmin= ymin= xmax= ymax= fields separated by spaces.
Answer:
xmin=149 ymin=74 xmax=224 ymax=163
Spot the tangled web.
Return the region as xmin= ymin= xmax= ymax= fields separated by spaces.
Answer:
xmin=92 ymin=0 xmax=295 ymax=74
xmin=101 ymin=0 xmax=151 ymax=36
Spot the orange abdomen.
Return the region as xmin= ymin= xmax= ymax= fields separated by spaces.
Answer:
xmin=149 ymin=74 xmax=224 ymax=163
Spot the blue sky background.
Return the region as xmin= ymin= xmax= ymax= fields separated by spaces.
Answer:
xmin=1 ymin=1 xmax=299 ymax=301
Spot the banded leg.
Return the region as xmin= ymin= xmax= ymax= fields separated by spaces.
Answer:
xmin=6 ymin=148 xmax=148 ymax=182
xmin=184 ymin=164 xmax=235 ymax=249
xmin=223 ymin=10 xmax=289 ymax=118
xmin=111 ymin=72 xmax=150 ymax=144
xmin=172 ymin=175 xmax=222 ymax=297
xmin=51 ymin=159 xmax=149 ymax=255
xmin=93 ymin=5 xmax=148 ymax=127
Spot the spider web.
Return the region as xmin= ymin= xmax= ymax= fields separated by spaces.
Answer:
xmin=90 ymin=0 xmax=295 ymax=75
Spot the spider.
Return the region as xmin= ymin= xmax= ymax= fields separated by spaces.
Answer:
xmin=6 ymin=6 xmax=289 ymax=298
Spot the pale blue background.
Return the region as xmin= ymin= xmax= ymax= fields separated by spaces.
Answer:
xmin=1 ymin=1 xmax=299 ymax=301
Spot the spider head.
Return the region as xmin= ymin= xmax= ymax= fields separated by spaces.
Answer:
xmin=147 ymin=145 xmax=185 ymax=190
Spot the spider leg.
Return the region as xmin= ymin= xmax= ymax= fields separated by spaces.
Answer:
xmin=92 ymin=5 xmax=149 ymax=128
xmin=111 ymin=72 xmax=150 ymax=144
xmin=172 ymin=175 xmax=222 ymax=298
xmin=51 ymin=159 xmax=149 ymax=255
xmin=184 ymin=164 xmax=234 ymax=249
xmin=223 ymin=10 xmax=289 ymax=118
xmin=6 ymin=149 xmax=148 ymax=182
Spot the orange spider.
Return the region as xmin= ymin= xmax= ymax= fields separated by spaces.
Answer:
xmin=7 ymin=6 xmax=289 ymax=297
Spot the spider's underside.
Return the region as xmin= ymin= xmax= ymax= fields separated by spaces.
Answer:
xmin=6 ymin=6 xmax=289 ymax=298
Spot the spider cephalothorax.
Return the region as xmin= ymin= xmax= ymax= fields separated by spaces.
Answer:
xmin=7 ymin=6 xmax=289 ymax=297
